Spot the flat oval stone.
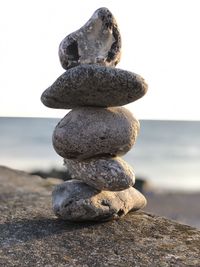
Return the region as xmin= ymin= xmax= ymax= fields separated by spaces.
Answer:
xmin=64 ymin=157 xmax=135 ymax=191
xmin=53 ymin=107 xmax=140 ymax=159
xmin=41 ymin=64 xmax=148 ymax=109
xmin=52 ymin=180 xmax=147 ymax=222
xmin=59 ymin=7 xmax=121 ymax=69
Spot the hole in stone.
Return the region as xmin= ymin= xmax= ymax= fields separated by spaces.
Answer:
xmin=66 ymin=41 xmax=80 ymax=61
xmin=101 ymin=200 xmax=110 ymax=207
xmin=107 ymin=50 xmax=115 ymax=62
xmin=64 ymin=200 xmax=73 ymax=208
xmin=117 ymin=209 xmax=124 ymax=217
xmin=99 ymin=136 xmax=106 ymax=140
xmin=105 ymin=22 xmax=112 ymax=29
xmin=107 ymin=25 xmax=121 ymax=63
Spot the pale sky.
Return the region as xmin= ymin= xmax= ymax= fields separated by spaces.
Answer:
xmin=0 ymin=0 xmax=200 ymax=120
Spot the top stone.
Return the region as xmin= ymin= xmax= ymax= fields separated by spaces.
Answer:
xmin=59 ymin=7 xmax=121 ymax=69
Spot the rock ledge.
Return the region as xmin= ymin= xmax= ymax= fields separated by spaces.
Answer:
xmin=0 ymin=166 xmax=200 ymax=267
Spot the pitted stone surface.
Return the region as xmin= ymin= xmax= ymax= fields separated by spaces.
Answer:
xmin=41 ymin=64 xmax=148 ymax=109
xmin=59 ymin=7 xmax=121 ymax=69
xmin=53 ymin=107 xmax=139 ymax=160
xmin=64 ymin=157 xmax=135 ymax=191
xmin=52 ymin=180 xmax=147 ymax=222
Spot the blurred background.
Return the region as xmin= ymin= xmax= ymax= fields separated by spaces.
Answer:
xmin=0 ymin=0 xmax=200 ymax=228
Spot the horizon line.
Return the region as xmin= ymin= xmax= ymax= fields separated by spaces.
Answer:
xmin=0 ymin=115 xmax=200 ymax=122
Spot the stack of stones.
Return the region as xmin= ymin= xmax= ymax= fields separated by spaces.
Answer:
xmin=41 ymin=7 xmax=148 ymax=222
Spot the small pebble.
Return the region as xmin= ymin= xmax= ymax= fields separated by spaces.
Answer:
xmin=64 ymin=157 xmax=135 ymax=191
xmin=59 ymin=7 xmax=121 ymax=69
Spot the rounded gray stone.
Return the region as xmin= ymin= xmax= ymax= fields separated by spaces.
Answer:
xmin=64 ymin=157 xmax=135 ymax=191
xmin=59 ymin=7 xmax=121 ymax=69
xmin=41 ymin=64 xmax=148 ymax=109
xmin=52 ymin=180 xmax=147 ymax=222
xmin=53 ymin=107 xmax=140 ymax=159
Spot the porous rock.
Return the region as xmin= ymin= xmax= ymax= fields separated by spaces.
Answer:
xmin=53 ymin=107 xmax=140 ymax=159
xmin=64 ymin=157 xmax=135 ymax=191
xmin=59 ymin=7 xmax=121 ymax=69
xmin=41 ymin=64 xmax=148 ymax=109
xmin=52 ymin=180 xmax=146 ymax=221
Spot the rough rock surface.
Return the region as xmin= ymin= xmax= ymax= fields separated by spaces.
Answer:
xmin=52 ymin=180 xmax=146 ymax=221
xmin=64 ymin=157 xmax=135 ymax=191
xmin=59 ymin=7 xmax=121 ymax=69
xmin=1 ymin=166 xmax=200 ymax=266
xmin=53 ymin=107 xmax=139 ymax=160
xmin=41 ymin=64 xmax=148 ymax=109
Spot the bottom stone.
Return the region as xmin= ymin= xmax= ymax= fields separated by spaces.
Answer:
xmin=52 ymin=180 xmax=147 ymax=222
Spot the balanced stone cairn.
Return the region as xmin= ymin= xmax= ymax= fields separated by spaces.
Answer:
xmin=41 ymin=7 xmax=148 ymax=222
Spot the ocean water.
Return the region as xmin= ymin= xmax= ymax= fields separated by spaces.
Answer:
xmin=0 ymin=117 xmax=200 ymax=192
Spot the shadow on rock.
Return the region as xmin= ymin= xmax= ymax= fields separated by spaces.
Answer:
xmin=0 ymin=217 xmax=104 ymax=245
